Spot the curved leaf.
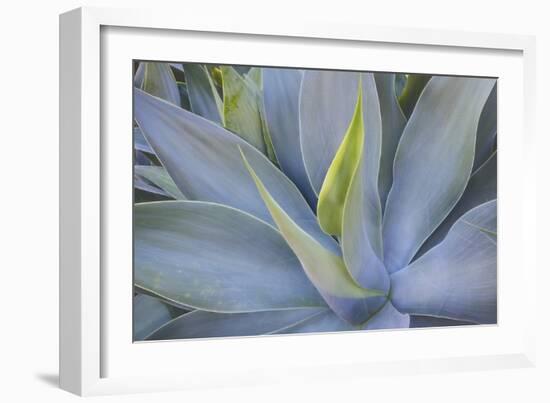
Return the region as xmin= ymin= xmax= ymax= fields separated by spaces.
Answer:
xmin=141 ymin=62 xmax=180 ymax=106
xmin=341 ymin=74 xmax=388 ymax=296
xmin=147 ymin=308 xmax=327 ymax=340
xmin=263 ymin=68 xmax=316 ymax=207
xmin=362 ymin=302 xmax=410 ymax=330
xmin=135 ymin=201 xmax=327 ymax=312
xmin=398 ymin=73 xmax=430 ymax=118
xmin=134 ymin=126 xmax=153 ymax=154
xmin=276 ymin=310 xmax=355 ymax=333
xmin=134 ymin=165 xmax=186 ymax=200
xmin=276 ymin=301 xmax=409 ymax=334
xmin=221 ymin=66 xmax=266 ymax=153
xmin=134 ymin=89 xmax=335 ymax=252
xmin=183 ymin=64 xmax=223 ymax=123
xmin=374 ymin=73 xmax=407 ymax=209
xmin=318 ymin=81 xmax=364 ymax=236
xmin=383 ymin=76 xmax=496 ymax=273
xmin=473 ymin=84 xmax=497 ymax=171
xmin=390 ymin=200 xmax=497 ymax=324
xmin=300 ymin=70 xmax=359 ymax=194
xmin=242 ymin=150 xmax=385 ymax=325
xmin=133 ymin=294 xmax=184 ymax=341
xmin=415 ymin=151 xmax=496 ymax=258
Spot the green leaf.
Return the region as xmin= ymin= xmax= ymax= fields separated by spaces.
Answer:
xmin=398 ymin=73 xmax=431 ymax=117
xmin=317 ymin=81 xmax=364 ymax=236
xmin=135 ymin=201 xmax=327 ymax=312
xmin=241 ymin=148 xmax=385 ymax=324
xmin=221 ymin=66 xmax=267 ymax=153
xmin=141 ymin=62 xmax=181 ymax=106
xmin=183 ymin=64 xmax=223 ymax=123
xmin=134 ymin=165 xmax=186 ymax=200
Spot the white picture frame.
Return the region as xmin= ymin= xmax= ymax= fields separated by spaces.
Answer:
xmin=59 ymin=6 xmax=537 ymax=396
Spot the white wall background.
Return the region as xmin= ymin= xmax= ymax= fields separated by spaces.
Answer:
xmin=1 ymin=0 xmax=548 ymax=401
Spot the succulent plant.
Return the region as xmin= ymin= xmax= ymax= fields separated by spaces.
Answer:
xmin=132 ymin=62 xmax=497 ymax=341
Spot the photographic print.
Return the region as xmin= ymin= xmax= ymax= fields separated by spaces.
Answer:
xmin=132 ymin=62 xmax=497 ymax=342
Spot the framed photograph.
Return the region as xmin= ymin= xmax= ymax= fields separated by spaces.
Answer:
xmin=60 ymin=7 xmax=537 ymax=396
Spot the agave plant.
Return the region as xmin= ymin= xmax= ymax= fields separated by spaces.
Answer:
xmin=132 ymin=62 xmax=497 ymax=341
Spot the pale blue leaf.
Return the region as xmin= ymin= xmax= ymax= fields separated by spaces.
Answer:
xmin=134 ymin=201 xmax=327 ymax=312
xmin=134 ymin=62 xmax=145 ymax=87
xmin=362 ymin=302 xmax=410 ymax=330
xmin=147 ymin=308 xmax=327 ymax=340
xmin=383 ymin=76 xmax=496 ymax=273
xmin=473 ymin=84 xmax=497 ymax=171
xmin=374 ymin=73 xmax=407 ymax=209
xmin=415 ymin=151 xmax=496 ymax=258
xmin=134 ymin=126 xmax=153 ymax=154
xmin=133 ymin=294 xmax=183 ymax=341
xmin=134 ymin=89 xmax=336 ymax=253
xmin=275 ymin=310 xmax=355 ymax=333
xmin=409 ymin=315 xmax=475 ymax=328
xmin=134 ymin=174 xmax=169 ymax=197
xmin=300 ymin=70 xmax=359 ymax=194
xmin=134 ymin=165 xmax=186 ymax=200
xmin=183 ymin=64 xmax=223 ymax=123
xmin=141 ymin=62 xmax=181 ymax=106
xmin=263 ymin=68 xmax=317 ymax=207
xmin=341 ymin=74 xmax=388 ymax=301
xmin=390 ymin=201 xmax=497 ymax=324
xmin=276 ymin=301 xmax=409 ymax=334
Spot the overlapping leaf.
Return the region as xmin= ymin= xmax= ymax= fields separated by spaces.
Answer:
xmin=140 ymin=62 xmax=181 ymax=106
xmin=241 ymin=149 xmax=385 ymax=325
xmin=383 ymin=76 xmax=496 ymax=273
xmin=391 ymin=200 xmax=497 ymax=324
xmin=133 ymin=88 xmax=336 ymax=253
xmin=263 ymin=68 xmax=316 ymax=206
xmin=183 ymin=64 xmax=223 ymax=123
xmin=147 ymin=308 xmax=327 ymax=340
xmin=135 ymin=201 xmax=327 ymax=312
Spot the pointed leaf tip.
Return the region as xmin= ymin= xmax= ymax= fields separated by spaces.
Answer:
xmin=317 ymin=81 xmax=365 ymax=236
xmin=239 ymin=146 xmax=385 ymax=302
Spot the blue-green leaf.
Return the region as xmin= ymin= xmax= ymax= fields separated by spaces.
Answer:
xmin=147 ymin=308 xmax=327 ymax=340
xmin=183 ymin=64 xmax=223 ymax=123
xmin=397 ymin=74 xmax=431 ymax=118
xmin=415 ymin=151 xmax=496 ymax=258
xmin=473 ymin=85 xmax=497 ymax=171
xmin=276 ymin=302 xmax=409 ymax=334
xmin=134 ymin=126 xmax=153 ymax=154
xmin=135 ymin=201 xmax=327 ymax=312
xmin=300 ymin=70 xmax=359 ymax=194
xmin=134 ymin=89 xmax=334 ymax=252
xmin=374 ymin=73 xmax=407 ymax=209
xmin=409 ymin=315 xmax=475 ymax=328
xmin=340 ymin=74 xmax=388 ymax=299
xmin=141 ymin=62 xmax=180 ymax=106
xmin=133 ymin=294 xmax=184 ymax=341
xmin=241 ymin=150 xmax=385 ymax=325
xmin=383 ymin=76 xmax=496 ymax=273
xmin=134 ymin=165 xmax=186 ymax=200
xmin=221 ymin=66 xmax=266 ymax=153
xmin=263 ymin=68 xmax=316 ymax=207
xmin=390 ymin=200 xmax=497 ymax=324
